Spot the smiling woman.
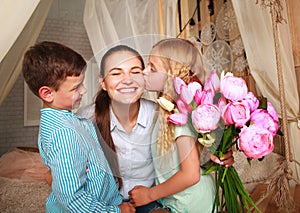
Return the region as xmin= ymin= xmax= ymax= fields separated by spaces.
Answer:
xmin=101 ymin=50 xmax=145 ymax=107
xmin=77 ymin=45 xmax=165 ymax=213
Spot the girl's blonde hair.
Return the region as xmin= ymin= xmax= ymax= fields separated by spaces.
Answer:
xmin=151 ymin=38 xmax=206 ymax=155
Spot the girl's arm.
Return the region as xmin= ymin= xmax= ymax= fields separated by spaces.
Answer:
xmin=129 ymin=135 xmax=200 ymax=207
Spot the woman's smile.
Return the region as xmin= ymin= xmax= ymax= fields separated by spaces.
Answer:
xmin=117 ymin=87 xmax=138 ymax=93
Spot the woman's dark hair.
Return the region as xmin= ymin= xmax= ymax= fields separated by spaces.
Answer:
xmin=95 ymin=45 xmax=144 ymax=189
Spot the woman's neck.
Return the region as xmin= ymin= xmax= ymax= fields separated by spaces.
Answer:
xmin=111 ymin=100 xmax=140 ymax=134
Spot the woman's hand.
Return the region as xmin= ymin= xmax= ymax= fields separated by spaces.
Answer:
xmin=119 ymin=202 xmax=136 ymax=213
xmin=210 ymin=149 xmax=234 ymax=167
xmin=128 ymin=185 xmax=152 ymax=207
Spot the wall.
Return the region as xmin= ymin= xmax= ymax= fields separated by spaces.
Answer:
xmin=0 ymin=0 xmax=93 ymax=156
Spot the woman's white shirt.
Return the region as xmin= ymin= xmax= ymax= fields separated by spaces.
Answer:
xmin=77 ymin=99 xmax=157 ymax=199
xmin=110 ymin=98 xmax=156 ymax=199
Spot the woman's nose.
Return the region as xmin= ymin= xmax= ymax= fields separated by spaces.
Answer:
xmin=122 ymin=73 xmax=133 ymax=84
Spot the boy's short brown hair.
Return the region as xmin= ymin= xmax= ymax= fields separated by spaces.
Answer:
xmin=22 ymin=41 xmax=86 ymax=97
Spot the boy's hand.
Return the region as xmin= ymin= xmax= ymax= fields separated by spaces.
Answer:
xmin=119 ymin=202 xmax=135 ymax=213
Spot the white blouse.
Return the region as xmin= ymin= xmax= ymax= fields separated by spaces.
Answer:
xmin=110 ymin=98 xmax=156 ymax=199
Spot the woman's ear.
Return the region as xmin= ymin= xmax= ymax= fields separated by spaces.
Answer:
xmin=98 ymin=76 xmax=104 ymax=84
xmin=99 ymin=76 xmax=107 ymax=91
xmin=38 ymin=86 xmax=54 ymax=102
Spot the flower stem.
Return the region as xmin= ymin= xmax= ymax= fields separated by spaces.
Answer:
xmin=221 ymin=167 xmax=228 ymax=183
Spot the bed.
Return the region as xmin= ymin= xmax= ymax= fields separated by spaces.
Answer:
xmin=0 ymin=147 xmax=51 ymax=213
xmin=0 ymin=147 xmax=284 ymax=212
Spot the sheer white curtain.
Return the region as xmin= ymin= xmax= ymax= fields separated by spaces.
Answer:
xmin=232 ymin=0 xmax=300 ymax=180
xmin=82 ymin=0 xmax=177 ymax=104
xmin=83 ymin=0 xmax=177 ymax=57
xmin=0 ymin=0 xmax=53 ymax=105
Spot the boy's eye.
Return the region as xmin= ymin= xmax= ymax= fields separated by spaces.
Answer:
xmin=77 ymin=83 xmax=84 ymax=89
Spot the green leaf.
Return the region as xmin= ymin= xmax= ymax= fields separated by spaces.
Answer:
xmin=202 ymin=165 xmax=217 ymax=175
xmin=220 ymin=125 xmax=235 ymax=152
xmin=258 ymin=96 xmax=267 ymax=110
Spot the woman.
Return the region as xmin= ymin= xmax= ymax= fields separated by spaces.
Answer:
xmin=78 ymin=45 xmax=162 ymax=213
xmin=128 ymin=38 xmax=232 ymax=212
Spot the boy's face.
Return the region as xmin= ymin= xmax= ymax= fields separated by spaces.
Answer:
xmin=50 ymin=73 xmax=86 ymax=111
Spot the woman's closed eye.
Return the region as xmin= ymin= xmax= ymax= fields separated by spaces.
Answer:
xmin=109 ymin=70 xmax=122 ymax=76
xmin=131 ymin=67 xmax=143 ymax=74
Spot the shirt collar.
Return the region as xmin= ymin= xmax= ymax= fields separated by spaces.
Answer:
xmin=41 ymin=108 xmax=71 ymax=115
xmin=110 ymin=100 xmax=147 ymax=131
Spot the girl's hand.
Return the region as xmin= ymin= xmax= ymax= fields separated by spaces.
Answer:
xmin=211 ymin=149 xmax=234 ymax=167
xmin=128 ymin=185 xmax=152 ymax=207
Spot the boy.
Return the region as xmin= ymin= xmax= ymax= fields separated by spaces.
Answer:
xmin=22 ymin=41 xmax=135 ymax=213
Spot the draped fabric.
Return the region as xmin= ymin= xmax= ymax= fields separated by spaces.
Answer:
xmin=82 ymin=0 xmax=177 ymax=105
xmin=286 ymin=0 xmax=300 ymax=116
xmin=232 ymin=0 xmax=300 ymax=180
xmin=83 ymin=0 xmax=177 ymax=58
xmin=0 ymin=0 xmax=53 ymax=106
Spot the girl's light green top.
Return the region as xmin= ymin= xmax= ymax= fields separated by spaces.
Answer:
xmin=151 ymin=117 xmax=216 ymax=213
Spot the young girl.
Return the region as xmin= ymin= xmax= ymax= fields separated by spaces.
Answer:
xmin=128 ymin=38 xmax=232 ymax=212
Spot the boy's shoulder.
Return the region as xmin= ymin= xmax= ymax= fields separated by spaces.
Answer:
xmin=40 ymin=108 xmax=78 ymax=129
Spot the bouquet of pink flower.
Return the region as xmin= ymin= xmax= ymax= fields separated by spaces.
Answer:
xmin=159 ymin=71 xmax=279 ymax=213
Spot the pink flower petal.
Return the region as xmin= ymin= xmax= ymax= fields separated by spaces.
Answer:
xmin=167 ymin=113 xmax=188 ymax=125
xmin=181 ymin=85 xmax=194 ymax=104
xmin=174 ymin=76 xmax=186 ymax=95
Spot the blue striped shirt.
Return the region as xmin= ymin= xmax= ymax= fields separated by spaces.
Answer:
xmin=38 ymin=108 xmax=122 ymax=212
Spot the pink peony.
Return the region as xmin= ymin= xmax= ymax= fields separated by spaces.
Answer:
xmin=200 ymin=89 xmax=215 ymax=105
xmin=267 ymin=101 xmax=279 ymax=122
xmin=238 ymin=125 xmax=274 ymax=159
xmin=222 ymin=101 xmax=250 ymax=128
xmin=220 ymin=76 xmax=248 ymax=101
xmin=176 ymin=98 xmax=192 ymax=114
xmin=174 ymin=77 xmax=202 ymax=105
xmin=218 ymin=95 xmax=227 ymax=112
xmin=194 ymin=89 xmax=203 ymax=105
xmin=250 ymin=109 xmax=278 ymax=136
xmin=180 ymin=85 xmax=194 ymax=104
xmin=191 ymin=104 xmax=221 ymax=133
xmin=204 ymin=70 xmax=220 ymax=93
xmin=188 ymin=81 xmax=202 ymax=97
xmin=174 ymin=76 xmax=186 ymax=94
xmin=241 ymin=92 xmax=259 ymax=112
